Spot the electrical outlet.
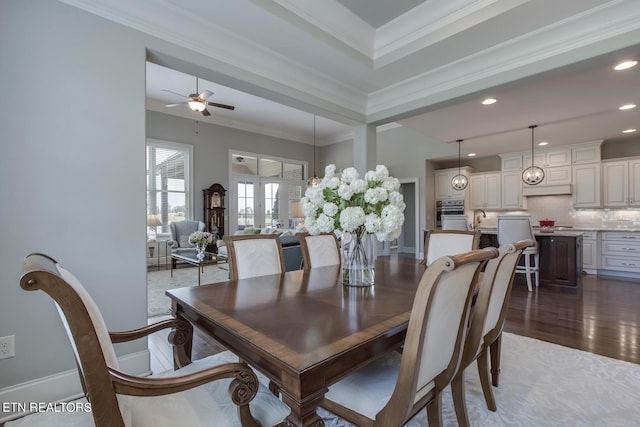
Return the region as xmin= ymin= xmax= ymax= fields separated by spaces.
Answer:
xmin=0 ymin=335 xmax=15 ymax=359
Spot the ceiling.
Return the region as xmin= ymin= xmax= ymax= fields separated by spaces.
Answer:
xmin=68 ymin=0 xmax=640 ymax=160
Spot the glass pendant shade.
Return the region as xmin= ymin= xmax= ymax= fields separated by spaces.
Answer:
xmin=451 ymin=139 xmax=468 ymax=190
xmin=522 ymin=125 xmax=544 ymax=185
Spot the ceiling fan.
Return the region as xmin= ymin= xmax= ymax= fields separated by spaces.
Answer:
xmin=162 ymin=78 xmax=235 ymax=117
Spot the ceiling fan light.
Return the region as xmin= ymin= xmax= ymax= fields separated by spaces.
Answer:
xmin=188 ymin=100 xmax=206 ymax=112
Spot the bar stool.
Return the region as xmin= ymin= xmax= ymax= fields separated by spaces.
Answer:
xmin=497 ymin=215 xmax=539 ymax=291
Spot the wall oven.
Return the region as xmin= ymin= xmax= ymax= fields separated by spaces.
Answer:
xmin=435 ymin=199 xmax=465 ymax=228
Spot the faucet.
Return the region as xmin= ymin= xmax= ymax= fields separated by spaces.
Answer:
xmin=473 ymin=209 xmax=486 ymax=228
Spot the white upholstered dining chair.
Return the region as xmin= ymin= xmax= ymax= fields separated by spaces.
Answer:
xmin=421 ymin=229 xmax=481 ymax=266
xmin=442 ymin=214 xmax=469 ymax=230
xmin=451 ymin=239 xmax=535 ymax=427
xmin=17 ymin=252 xmax=290 ymax=427
xmin=497 ymin=215 xmax=539 ymax=291
xmin=321 ymin=248 xmax=499 ymax=427
xmin=296 ymin=232 xmax=341 ymax=270
xmin=223 ymin=234 xmax=286 ymax=281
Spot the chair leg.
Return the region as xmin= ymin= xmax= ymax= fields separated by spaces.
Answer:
xmin=451 ymin=372 xmax=470 ymax=427
xmin=524 ymin=253 xmax=533 ymax=292
xmin=490 ymin=334 xmax=502 ymax=387
xmin=477 ymin=351 xmax=497 ymax=411
xmin=534 ymin=253 xmax=540 ymax=287
xmin=426 ymin=393 xmax=443 ymax=427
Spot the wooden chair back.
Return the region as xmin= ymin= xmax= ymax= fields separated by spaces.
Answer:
xmin=296 ymin=232 xmax=341 ymax=270
xmin=223 ymin=234 xmax=286 ymax=280
xmin=422 ymin=229 xmax=480 ymax=266
xmin=451 ymin=239 xmax=535 ymax=426
xmin=441 ymin=215 xmax=469 ymax=230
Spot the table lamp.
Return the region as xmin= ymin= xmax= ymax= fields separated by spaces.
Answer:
xmin=147 ymin=214 xmax=162 ymax=241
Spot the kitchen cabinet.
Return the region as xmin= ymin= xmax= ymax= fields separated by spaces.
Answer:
xmin=538 ymin=234 xmax=583 ymax=287
xmin=600 ymin=232 xmax=640 ymax=274
xmin=500 ymin=154 xmax=523 ymax=171
xmin=469 ymin=172 xmax=501 ymax=209
xmin=572 ymin=142 xmax=602 ymax=164
xmin=501 ymin=171 xmax=526 ymax=209
xmin=524 ymin=148 xmax=572 ymax=168
xmin=572 ymin=163 xmax=601 ymax=208
xmin=581 ymin=231 xmax=598 ymax=274
xmin=602 ymin=158 xmax=640 ymax=207
xmin=435 ymin=167 xmax=472 ymax=200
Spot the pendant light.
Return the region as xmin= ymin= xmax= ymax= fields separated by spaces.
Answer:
xmin=306 ymin=114 xmax=321 ymax=187
xmin=451 ymin=139 xmax=468 ymax=190
xmin=522 ymin=125 xmax=545 ymax=185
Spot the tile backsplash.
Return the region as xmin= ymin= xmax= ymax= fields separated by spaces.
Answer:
xmin=475 ymin=195 xmax=640 ymax=228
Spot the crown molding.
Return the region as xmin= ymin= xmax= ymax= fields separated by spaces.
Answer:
xmin=60 ymin=0 xmax=368 ymax=118
xmin=367 ymin=0 xmax=640 ymax=122
xmin=373 ymin=0 xmax=527 ymax=68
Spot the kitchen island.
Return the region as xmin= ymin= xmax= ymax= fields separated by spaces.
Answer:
xmin=479 ymin=228 xmax=584 ymax=288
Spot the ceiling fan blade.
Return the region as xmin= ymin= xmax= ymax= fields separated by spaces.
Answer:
xmin=161 ymin=89 xmax=188 ymax=98
xmin=164 ymin=102 xmax=186 ymax=107
xmin=198 ymin=90 xmax=213 ymax=101
xmin=201 ymin=108 xmax=211 ymax=117
xmin=207 ymin=102 xmax=235 ymax=110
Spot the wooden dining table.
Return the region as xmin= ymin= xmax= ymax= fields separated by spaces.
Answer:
xmin=166 ymin=258 xmax=426 ymax=426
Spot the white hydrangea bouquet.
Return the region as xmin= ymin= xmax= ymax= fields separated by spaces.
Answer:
xmin=302 ymin=164 xmax=405 ymax=239
xmin=301 ymin=164 xmax=405 ymax=286
xmin=188 ymin=231 xmax=214 ymax=246
xmin=188 ymin=231 xmax=214 ymax=259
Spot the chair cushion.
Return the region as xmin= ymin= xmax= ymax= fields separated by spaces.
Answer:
xmin=305 ymin=235 xmax=340 ymax=267
xmin=324 ymin=352 xmax=423 ymax=419
xmin=5 ymin=352 xmax=290 ymax=427
xmin=128 ymin=352 xmax=290 ymax=427
xmin=234 ymin=239 xmax=284 ymax=279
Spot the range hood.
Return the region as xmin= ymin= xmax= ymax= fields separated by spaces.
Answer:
xmin=522 ymin=184 xmax=572 ymax=197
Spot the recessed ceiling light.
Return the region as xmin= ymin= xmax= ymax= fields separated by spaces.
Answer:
xmin=481 ymin=98 xmax=496 ymax=105
xmin=467 ymin=153 xmax=476 ymax=157
xmin=538 ymin=141 xmax=549 ymax=146
xmin=614 ymin=60 xmax=638 ymax=71
xmin=623 ymin=128 xmax=637 ymax=133
xmin=619 ymin=104 xmax=636 ymax=110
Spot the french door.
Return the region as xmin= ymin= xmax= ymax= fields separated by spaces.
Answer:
xmin=230 ymin=176 xmax=304 ymax=232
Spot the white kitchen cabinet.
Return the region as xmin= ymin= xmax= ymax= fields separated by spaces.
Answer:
xmin=572 ymin=163 xmax=601 ymax=208
xmin=469 ymin=172 xmax=501 ymax=210
xmin=524 ymin=148 xmax=572 ymax=168
xmin=435 ymin=167 xmax=472 ymax=200
xmin=600 ymin=232 xmax=640 ymax=275
xmin=581 ymin=231 xmax=598 ymax=274
xmin=501 ymin=171 xmax=525 ymax=209
xmin=500 ymin=154 xmax=523 ymax=171
xmin=572 ymin=142 xmax=602 ymax=164
xmin=602 ymin=158 xmax=640 ymax=207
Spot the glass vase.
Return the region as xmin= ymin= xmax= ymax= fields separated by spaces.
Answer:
xmin=341 ymin=227 xmax=375 ymax=287
xmin=196 ymin=243 xmax=207 ymax=260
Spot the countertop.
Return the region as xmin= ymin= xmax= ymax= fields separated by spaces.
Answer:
xmin=477 ymin=228 xmax=585 ymax=237
xmin=476 ymin=226 xmax=640 ymax=234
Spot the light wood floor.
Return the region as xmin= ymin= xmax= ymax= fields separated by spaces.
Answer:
xmin=148 ymin=254 xmax=640 ymax=373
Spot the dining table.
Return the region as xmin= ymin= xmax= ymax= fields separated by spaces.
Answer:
xmin=166 ymin=257 xmax=427 ymax=426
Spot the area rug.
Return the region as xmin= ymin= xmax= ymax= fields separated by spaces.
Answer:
xmin=147 ymin=265 xmax=229 ymax=317
xmin=6 ymin=333 xmax=640 ymax=426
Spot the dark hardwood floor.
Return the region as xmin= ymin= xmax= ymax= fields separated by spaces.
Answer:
xmin=148 ymin=253 xmax=640 ymax=371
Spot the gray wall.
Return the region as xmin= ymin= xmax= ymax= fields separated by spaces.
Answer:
xmin=0 ymin=0 xmax=147 ymax=389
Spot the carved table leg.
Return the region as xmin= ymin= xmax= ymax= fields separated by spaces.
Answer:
xmin=279 ymin=390 xmax=325 ymax=427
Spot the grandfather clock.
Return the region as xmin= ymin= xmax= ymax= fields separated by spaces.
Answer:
xmin=203 ymin=183 xmax=226 ymax=251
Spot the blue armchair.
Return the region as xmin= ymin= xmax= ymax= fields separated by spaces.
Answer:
xmin=168 ymin=220 xmax=206 ymax=253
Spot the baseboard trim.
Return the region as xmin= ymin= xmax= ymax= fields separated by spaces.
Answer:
xmin=0 ymin=349 xmax=150 ymax=423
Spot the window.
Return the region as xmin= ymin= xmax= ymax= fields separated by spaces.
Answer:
xmin=229 ymin=151 xmax=306 ymax=231
xmin=146 ymin=140 xmax=193 ymax=236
